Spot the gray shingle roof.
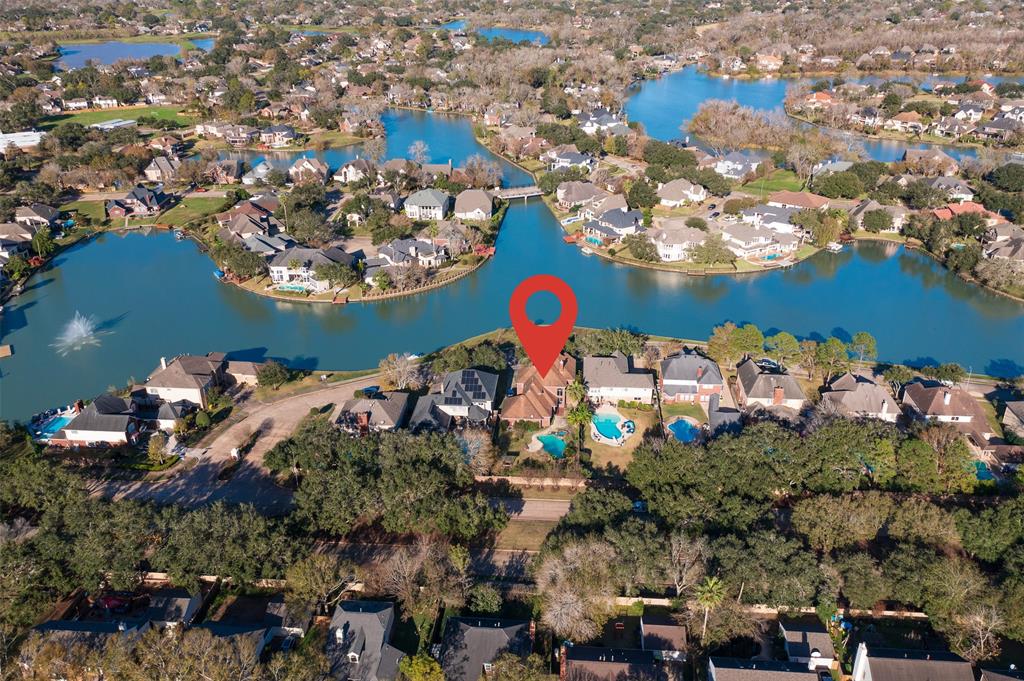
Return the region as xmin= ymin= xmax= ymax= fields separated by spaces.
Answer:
xmin=440 ymin=618 xmax=531 ymax=681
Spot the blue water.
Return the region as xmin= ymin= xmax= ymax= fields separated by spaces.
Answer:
xmin=625 ymin=65 xmax=979 ymax=162
xmin=58 ymin=37 xmax=216 ymax=68
xmin=592 ymin=414 xmax=623 ymax=439
xmin=36 ymin=414 xmax=72 ymax=438
xmin=668 ymin=418 xmax=699 ymax=443
xmin=440 ymin=20 xmax=549 ymax=45
xmin=975 ymin=460 xmax=996 ymax=481
xmin=538 ymin=433 xmax=567 ymax=458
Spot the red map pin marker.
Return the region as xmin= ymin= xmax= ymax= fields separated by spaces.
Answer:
xmin=509 ymin=275 xmax=578 ymax=378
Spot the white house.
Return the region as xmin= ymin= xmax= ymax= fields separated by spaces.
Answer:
xmin=583 ymin=352 xmax=655 ymax=405
xmin=657 ymin=178 xmax=708 ymax=207
xmin=404 ymin=188 xmax=450 ymax=220
xmin=453 ymin=189 xmax=493 ymax=221
xmin=648 ymin=222 xmax=707 ymax=262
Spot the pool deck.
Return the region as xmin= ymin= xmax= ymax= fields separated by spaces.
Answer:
xmin=590 ymin=404 xmax=635 ymax=447
xmin=526 ymin=419 xmax=568 ymax=454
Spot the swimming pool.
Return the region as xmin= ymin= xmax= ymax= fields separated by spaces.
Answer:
xmin=592 ymin=413 xmax=623 ymax=439
xmin=36 ymin=414 xmax=73 ymax=440
xmin=764 ymin=254 xmax=780 ymax=261
xmin=277 ymin=284 xmax=308 ymax=292
xmin=974 ymin=460 xmax=996 ymax=481
xmin=538 ymin=433 xmax=567 ymax=458
xmin=668 ymin=418 xmax=699 ymax=443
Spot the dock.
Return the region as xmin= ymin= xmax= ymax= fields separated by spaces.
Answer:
xmin=0 ymin=344 xmax=12 ymax=358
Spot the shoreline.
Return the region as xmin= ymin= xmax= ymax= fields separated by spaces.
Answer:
xmin=785 ymin=111 xmax=993 ymax=152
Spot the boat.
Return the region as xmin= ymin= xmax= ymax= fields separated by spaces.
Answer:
xmin=213 ymin=269 xmax=226 ymax=280
xmin=174 ymin=230 xmax=186 ymax=241
xmin=581 ymin=246 xmax=594 ymax=255
xmin=826 ymin=242 xmax=844 ymax=253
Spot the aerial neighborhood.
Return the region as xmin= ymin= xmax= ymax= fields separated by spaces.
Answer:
xmin=2 ymin=0 xmax=1024 ymax=678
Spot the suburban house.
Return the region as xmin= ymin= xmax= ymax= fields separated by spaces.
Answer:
xmin=735 ymin=358 xmax=807 ymax=412
xmin=821 ymin=373 xmax=898 ymax=422
xmin=105 ymin=185 xmax=169 ymax=218
xmin=583 ymin=352 xmax=656 ymax=405
xmin=337 ymin=392 xmax=412 ymax=435
xmin=648 ymin=222 xmax=707 ymax=262
xmin=404 ymin=188 xmax=450 ymax=220
xmin=660 ymin=350 xmax=724 ymax=404
xmin=439 ymin=618 xmax=532 ymax=681
xmin=288 ymin=157 xmax=330 ymax=184
xmin=929 ymin=177 xmax=975 ymax=202
xmin=851 ymin=645 xmax=974 ymax=681
xmin=33 ymin=620 xmax=151 ymax=663
xmin=0 ymin=222 xmax=36 ymax=260
xmin=259 ymin=124 xmax=298 ymax=148
xmin=268 ymin=246 xmax=357 ymax=292
xmin=884 ymin=111 xmax=925 ymax=133
xmin=143 ymin=352 xmax=237 ymax=408
xmin=14 ymin=203 xmax=59 ymax=228
xmin=59 ymin=394 xmax=143 ymax=446
xmin=768 ymin=190 xmax=830 ymax=211
xmin=721 ymin=223 xmax=797 ymax=258
xmin=657 ymin=178 xmax=707 ymax=207
xmin=242 ymin=160 xmax=275 ymax=185
xmin=500 ymin=354 xmax=577 ymax=426
xmin=709 ymin=658 xmax=818 ymax=680
xmin=562 ymin=646 xmax=665 ymax=681
xmin=582 ymin=207 xmax=645 ymax=244
xmin=375 ymin=238 xmax=448 ymax=269
xmin=849 ymin=200 xmax=907 ymax=232
xmin=453 ymin=189 xmax=494 ymax=221
xmin=901 ymin=381 xmax=993 ymax=447
xmin=713 ymin=152 xmax=763 ymax=180
xmin=902 ymin=149 xmax=959 ymax=175
xmin=556 ymin=181 xmax=607 ymax=210
xmin=327 ymin=601 xmax=404 ymax=681
xmin=1003 ymin=401 xmax=1024 ymax=440
xmin=584 ymin=194 xmax=629 ymax=221
xmin=408 ymin=369 xmax=499 ymax=432
xmin=334 ymin=158 xmax=375 ymax=184
xmin=144 ymin=155 xmax=181 ymax=183
xmin=985 ymin=236 xmax=1024 ymax=270
xmin=779 ymin=616 xmax=836 ymax=671
xmin=741 ymin=204 xmax=801 ymax=234
xmin=639 ymin=613 xmax=687 ymax=662
xmin=207 ymin=159 xmax=243 ymax=184
xmin=545 ymin=146 xmax=595 ymax=172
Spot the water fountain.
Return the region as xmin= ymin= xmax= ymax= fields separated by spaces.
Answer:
xmin=52 ymin=311 xmax=102 ymax=356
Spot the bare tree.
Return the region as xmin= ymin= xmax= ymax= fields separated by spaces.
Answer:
xmin=408 ymin=140 xmax=430 ymax=164
xmin=378 ymin=352 xmax=422 ymax=390
xmin=665 ymin=532 xmax=708 ymax=598
xmin=950 ymin=605 xmax=1003 ymax=663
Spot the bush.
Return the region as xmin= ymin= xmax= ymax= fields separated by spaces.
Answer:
xmin=861 ymin=209 xmax=894 ymax=233
xmin=685 ymin=217 xmax=708 ymax=231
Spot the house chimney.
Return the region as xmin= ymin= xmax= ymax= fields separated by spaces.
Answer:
xmin=160 ymin=357 xmax=167 ymax=370
xmin=696 ymin=366 xmax=703 ymax=380
xmin=773 ymin=386 xmax=784 ymax=405
xmin=881 ymin=399 xmax=888 ymax=414
xmin=943 ymin=390 xmax=951 ymax=406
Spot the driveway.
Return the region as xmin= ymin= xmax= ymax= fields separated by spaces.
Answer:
xmin=89 ymin=374 xmax=383 ymax=513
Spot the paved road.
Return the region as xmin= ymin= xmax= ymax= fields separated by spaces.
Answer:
xmin=492 ymin=497 xmax=571 ymax=521
xmin=89 ymin=374 xmax=382 ymax=514
xmin=67 ymin=189 xmax=228 ymax=202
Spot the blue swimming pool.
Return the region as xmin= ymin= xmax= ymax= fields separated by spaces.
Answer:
xmin=277 ymin=284 xmax=308 ymax=292
xmin=592 ymin=413 xmax=623 ymax=439
xmin=538 ymin=433 xmax=567 ymax=458
xmin=668 ymin=418 xmax=699 ymax=443
xmin=36 ymin=415 xmax=73 ymax=439
xmin=764 ymin=254 xmax=780 ymax=261
xmin=974 ymin=460 xmax=996 ymax=481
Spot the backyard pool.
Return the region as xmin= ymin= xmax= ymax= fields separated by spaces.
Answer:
xmin=975 ymin=460 xmax=996 ymax=481
xmin=276 ymin=284 xmax=309 ymax=293
xmin=668 ymin=417 xmax=700 ymax=443
xmin=538 ymin=433 xmax=567 ymax=458
xmin=592 ymin=413 xmax=623 ymax=439
xmin=34 ymin=414 xmax=73 ymax=440
xmin=764 ymin=254 xmax=780 ymax=261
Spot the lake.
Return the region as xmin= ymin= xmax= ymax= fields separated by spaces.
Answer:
xmin=4 ymin=62 xmax=1023 ymax=422
xmin=625 ymin=66 xmax=981 ymax=161
xmin=58 ymin=37 xmax=215 ymax=69
xmin=440 ymin=20 xmax=549 ymax=45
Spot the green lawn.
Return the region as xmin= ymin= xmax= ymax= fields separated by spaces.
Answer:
xmin=60 ymin=200 xmax=106 ymax=224
xmin=41 ymin=106 xmax=195 ymax=130
xmin=662 ymin=401 xmax=708 ymax=421
xmin=158 ymin=197 xmax=231 ymax=226
xmin=741 ymin=169 xmax=804 ymax=198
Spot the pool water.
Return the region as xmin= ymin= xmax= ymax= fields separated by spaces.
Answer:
xmin=36 ymin=415 xmax=73 ymax=439
xmin=277 ymin=284 xmax=308 ymax=292
xmin=974 ymin=460 xmax=996 ymax=481
xmin=668 ymin=418 xmax=699 ymax=443
xmin=764 ymin=254 xmax=780 ymax=261
xmin=538 ymin=433 xmax=567 ymax=458
xmin=592 ymin=413 xmax=623 ymax=439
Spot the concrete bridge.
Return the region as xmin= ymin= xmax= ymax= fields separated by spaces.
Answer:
xmin=495 ymin=185 xmax=542 ymax=200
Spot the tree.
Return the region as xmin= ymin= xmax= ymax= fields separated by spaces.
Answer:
xmin=798 ymin=340 xmax=819 ymax=379
xmin=407 ymin=140 xmax=429 ymax=165
xmin=883 ymin=364 xmax=914 ymax=391
xmin=686 ymin=217 xmax=707 ymax=231
xmin=689 ymin=234 xmax=736 ymax=264
xmin=950 ymin=605 xmax=1004 ymax=662
xmin=31 ymin=229 xmax=55 ymax=258
xmin=836 ymin=552 xmax=888 ymax=609
xmin=487 ymin=654 xmax=548 ymax=681
xmin=815 ymin=337 xmax=849 ymax=384
xmin=665 ymin=532 xmax=708 ymax=598
xmin=399 ymin=654 xmax=444 ymax=681
xmin=2 ymin=253 xmax=28 ymax=280
xmin=194 ymin=410 xmax=211 ymax=429
xmin=764 ymin=332 xmax=800 ymax=369
xmin=988 ymin=163 xmax=1024 ymax=193
xmin=536 ymin=540 xmax=616 ymax=640
xmin=627 ymin=179 xmax=658 ymax=209
xmin=695 ymin=576 xmax=726 ymax=642
xmin=849 ymin=331 xmax=878 ymax=364
xmin=257 ymin=360 xmax=290 ymax=389
xmin=285 ymin=554 xmax=354 ymax=615
xmin=623 ymin=233 xmax=658 ymax=261
xmin=314 ymin=261 xmax=357 ymax=288
xmin=862 ymin=209 xmax=894 ymax=233
xmin=814 ymin=171 xmax=864 ymax=199
xmin=147 ymin=432 xmax=168 ymax=466
xmin=379 ymin=353 xmax=421 ymax=390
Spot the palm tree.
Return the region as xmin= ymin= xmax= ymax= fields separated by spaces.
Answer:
xmin=695 ymin=576 xmax=726 ymax=643
xmin=566 ymin=379 xmax=587 ymax=407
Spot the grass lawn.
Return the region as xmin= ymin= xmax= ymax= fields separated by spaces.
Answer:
xmin=307 ymin=130 xmax=362 ymax=148
xmin=158 ymin=197 xmax=231 ymax=226
xmin=741 ymin=169 xmax=803 ymax=198
xmin=41 ymin=105 xmax=196 ymax=130
xmin=60 ymin=200 xmax=106 ymax=224
xmin=851 ymin=229 xmax=907 ymax=242
xmin=662 ymin=401 xmax=707 ymax=421
xmin=587 ymin=406 xmax=659 ymax=472
xmin=487 ymin=520 xmax=557 ymax=551
xmin=251 ymin=368 xmax=378 ymax=402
